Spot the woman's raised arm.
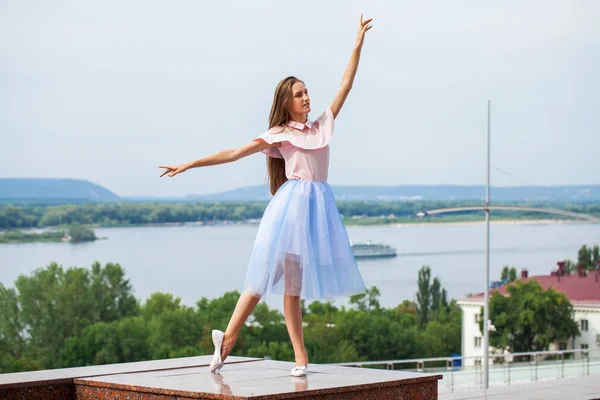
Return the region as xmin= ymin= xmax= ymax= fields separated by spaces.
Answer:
xmin=329 ymin=14 xmax=373 ymax=119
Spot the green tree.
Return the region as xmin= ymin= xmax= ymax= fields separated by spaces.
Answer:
xmin=430 ymin=277 xmax=448 ymax=313
xmin=68 ymin=223 xmax=96 ymax=243
xmin=396 ymin=300 xmax=417 ymax=316
xmin=59 ymin=291 xmax=207 ymax=367
xmin=500 ymin=266 xmax=517 ymax=282
xmin=146 ymin=305 xmax=203 ymax=360
xmin=88 ymin=262 xmax=138 ymax=322
xmin=246 ymin=341 xmax=295 ymax=361
xmin=0 ymin=284 xmax=35 ymax=373
xmin=6 ymin=262 xmax=137 ymax=369
xmin=332 ymin=307 xmax=421 ymax=362
xmin=577 ymin=244 xmax=600 ymax=271
xmin=485 ymin=280 xmax=580 ymax=353
xmin=561 ymin=259 xmax=576 ymax=274
xmin=430 ymin=278 xmax=441 ymax=312
xmin=416 ymin=266 xmax=431 ymax=328
xmin=560 ymin=244 xmax=599 ymax=274
xmin=349 ymin=286 xmax=381 ymax=312
xmin=306 ymin=301 xmax=338 ymax=320
xmin=1 ymin=264 xmax=465 ymax=372
xmin=420 ymin=301 xmax=462 ymax=357
xmin=59 ymin=316 xmax=152 ymax=367
xmin=142 ymin=292 xmax=183 ymax=320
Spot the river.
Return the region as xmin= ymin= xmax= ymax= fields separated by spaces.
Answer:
xmin=1 ymin=222 xmax=598 ymax=312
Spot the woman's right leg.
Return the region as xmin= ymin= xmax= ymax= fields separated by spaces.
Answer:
xmin=284 ymin=294 xmax=308 ymax=366
xmin=283 ymin=255 xmax=308 ymax=366
xmin=221 ymin=291 xmax=260 ymax=361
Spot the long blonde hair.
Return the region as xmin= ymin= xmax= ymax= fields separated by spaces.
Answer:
xmin=267 ymin=76 xmax=303 ymax=195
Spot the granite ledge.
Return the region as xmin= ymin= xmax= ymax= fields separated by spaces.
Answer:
xmin=74 ymin=379 xmax=439 ymax=400
xmin=0 ymin=356 xmax=260 ymax=390
xmin=74 ymin=367 xmax=442 ymax=400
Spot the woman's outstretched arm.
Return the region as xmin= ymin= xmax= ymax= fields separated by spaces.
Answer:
xmin=330 ymin=14 xmax=373 ymax=119
xmin=159 ymin=139 xmax=274 ymax=178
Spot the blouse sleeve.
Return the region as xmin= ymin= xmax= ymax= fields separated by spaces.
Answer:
xmin=313 ymin=107 xmax=334 ymax=144
xmin=253 ymin=126 xmax=287 ymax=159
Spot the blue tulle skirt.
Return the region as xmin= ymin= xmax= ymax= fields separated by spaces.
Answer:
xmin=242 ymin=179 xmax=366 ymax=300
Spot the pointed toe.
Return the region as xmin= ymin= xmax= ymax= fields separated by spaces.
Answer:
xmin=210 ymin=330 xmax=225 ymax=372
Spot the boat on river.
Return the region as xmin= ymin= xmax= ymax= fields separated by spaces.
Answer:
xmin=351 ymin=241 xmax=397 ymax=259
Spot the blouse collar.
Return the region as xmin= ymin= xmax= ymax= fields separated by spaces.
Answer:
xmin=286 ymin=118 xmax=313 ymax=130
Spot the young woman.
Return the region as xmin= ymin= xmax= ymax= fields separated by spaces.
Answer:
xmin=159 ymin=15 xmax=373 ymax=377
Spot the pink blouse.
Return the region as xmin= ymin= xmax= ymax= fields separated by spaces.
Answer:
xmin=253 ymin=108 xmax=334 ymax=182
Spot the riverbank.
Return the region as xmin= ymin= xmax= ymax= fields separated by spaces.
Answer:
xmin=86 ymin=216 xmax=599 ymax=228
xmin=392 ymin=218 xmax=592 ymax=227
xmin=1 ymin=216 xmax=595 ymax=241
xmin=2 ymin=201 xmax=598 ymax=232
xmin=343 ymin=216 xmax=595 ymax=227
xmin=0 ymin=224 xmax=100 ymax=244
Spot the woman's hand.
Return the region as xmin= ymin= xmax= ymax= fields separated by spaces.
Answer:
xmin=356 ymin=14 xmax=373 ymax=47
xmin=159 ymin=163 xmax=190 ymax=178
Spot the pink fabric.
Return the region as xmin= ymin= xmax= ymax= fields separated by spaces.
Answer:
xmin=254 ymin=107 xmax=334 ymax=182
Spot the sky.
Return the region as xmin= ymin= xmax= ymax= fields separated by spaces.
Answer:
xmin=1 ymin=1 xmax=599 ymax=197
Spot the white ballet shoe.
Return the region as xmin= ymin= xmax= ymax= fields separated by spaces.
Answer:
xmin=290 ymin=365 xmax=307 ymax=377
xmin=210 ymin=330 xmax=225 ymax=372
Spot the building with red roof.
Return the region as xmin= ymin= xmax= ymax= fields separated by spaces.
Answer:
xmin=458 ymin=264 xmax=600 ymax=366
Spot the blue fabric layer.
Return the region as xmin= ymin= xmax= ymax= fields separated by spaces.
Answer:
xmin=242 ymin=179 xmax=366 ymax=300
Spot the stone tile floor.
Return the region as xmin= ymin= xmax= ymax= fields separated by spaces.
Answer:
xmin=439 ymin=375 xmax=600 ymax=400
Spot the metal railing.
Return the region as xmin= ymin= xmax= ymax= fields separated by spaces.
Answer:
xmin=332 ymin=348 xmax=600 ymax=392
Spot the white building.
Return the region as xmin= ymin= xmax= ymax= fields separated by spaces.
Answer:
xmin=458 ymin=267 xmax=600 ymax=367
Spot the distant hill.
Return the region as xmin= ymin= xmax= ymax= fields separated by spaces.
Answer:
xmin=0 ymin=178 xmax=121 ymax=204
xmin=184 ymin=185 xmax=273 ymax=201
xmin=2 ymin=178 xmax=599 ymax=204
xmin=180 ymin=184 xmax=600 ymax=203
